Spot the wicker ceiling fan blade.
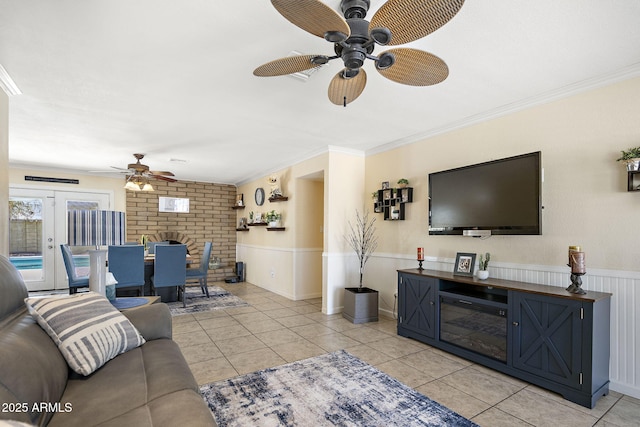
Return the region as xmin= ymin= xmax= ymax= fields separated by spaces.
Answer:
xmin=377 ymin=48 xmax=449 ymax=86
xmin=254 ymin=55 xmax=325 ymax=77
xmin=150 ymin=170 xmax=175 ymax=177
xmin=271 ymin=0 xmax=350 ymax=40
xmin=151 ymin=174 xmax=177 ymax=183
xmin=370 ymin=0 xmax=465 ymax=46
xmin=328 ymin=68 xmax=367 ymax=106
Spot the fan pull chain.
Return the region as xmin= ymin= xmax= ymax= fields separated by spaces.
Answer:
xmin=343 ymin=96 xmax=347 ymax=107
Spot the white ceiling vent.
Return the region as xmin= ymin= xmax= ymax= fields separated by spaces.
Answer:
xmin=287 ymin=51 xmax=326 ymax=82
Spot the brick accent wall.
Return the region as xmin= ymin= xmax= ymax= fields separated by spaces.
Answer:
xmin=125 ymin=179 xmax=237 ymax=282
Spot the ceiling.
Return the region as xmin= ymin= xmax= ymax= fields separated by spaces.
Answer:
xmin=1 ymin=0 xmax=640 ymax=185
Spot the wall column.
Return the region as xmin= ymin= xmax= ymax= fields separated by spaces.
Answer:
xmin=0 ymin=90 xmax=9 ymax=256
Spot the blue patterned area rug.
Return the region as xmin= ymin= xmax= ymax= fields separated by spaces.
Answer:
xmin=200 ymin=350 xmax=478 ymax=427
xmin=168 ymin=285 xmax=249 ymax=316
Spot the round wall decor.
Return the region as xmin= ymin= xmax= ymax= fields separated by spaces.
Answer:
xmin=255 ymin=187 xmax=265 ymax=206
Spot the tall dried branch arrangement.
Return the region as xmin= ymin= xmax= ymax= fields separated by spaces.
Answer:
xmin=346 ymin=210 xmax=378 ymax=288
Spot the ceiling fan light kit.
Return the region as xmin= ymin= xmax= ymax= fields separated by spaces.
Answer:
xmin=254 ymin=0 xmax=465 ymax=105
xmin=124 ymin=175 xmax=155 ymax=192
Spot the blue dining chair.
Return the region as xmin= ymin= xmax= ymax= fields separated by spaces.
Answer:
xmin=148 ymin=241 xmax=170 ymax=254
xmin=60 ymin=244 xmax=89 ymax=294
xmin=108 ymin=245 xmax=145 ymax=296
xmin=151 ymin=244 xmax=187 ymax=307
xmin=186 ymin=242 xmax=212 ymax=298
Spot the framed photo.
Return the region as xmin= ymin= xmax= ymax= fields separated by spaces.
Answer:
xmin=158 ymin=197 xmax=189 ymax=213
xmin=381 ymin=181 xmax=390 ymax=190
xmin=236 ymin=194 xmax=244 ymax=206
xmin=453 ymin=252 xmax=476 ymax=276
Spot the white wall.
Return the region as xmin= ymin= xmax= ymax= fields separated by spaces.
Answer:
xmin=294 ymin=177 xmax=323 ymax=300
xmin=323 ymin=148 xmax=365 ymax=314
xmin=0 ymin=90 xmax=8 ymax=256
xmin=9 ymin=167 xmax=126 ymax=211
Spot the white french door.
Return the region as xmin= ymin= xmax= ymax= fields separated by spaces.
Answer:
xmin=9 ymin=187 xmax=111 ymax=291
xmin=9 ymin=189 xmax=55 ymax=291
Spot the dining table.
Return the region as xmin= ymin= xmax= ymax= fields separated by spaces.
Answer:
xmin=144 ymin=253 xmax=193 ymax=264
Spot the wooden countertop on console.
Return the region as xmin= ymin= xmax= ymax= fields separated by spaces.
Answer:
xmin=398 ymin=268 xmax=612 ymax=302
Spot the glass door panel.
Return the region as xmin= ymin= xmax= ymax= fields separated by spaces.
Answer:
xmin=9 ymin=189 xmax=55 ymax=291
xmin=54 ymin=191 xmax=110 ymax=290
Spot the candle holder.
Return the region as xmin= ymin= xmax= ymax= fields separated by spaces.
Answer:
xmin=417 ymin=260 xmax=424 ymax=270
xmin=566 ymin=271 xmax=586 ymax=294
xmin=566 ymin=248 xmax=587 ymax=294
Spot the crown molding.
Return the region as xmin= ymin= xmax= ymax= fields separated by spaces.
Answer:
xmin=235 ymin=144 xmax=366 ymax=186
xmin=366 ymin=63 xmax=640 ymax=157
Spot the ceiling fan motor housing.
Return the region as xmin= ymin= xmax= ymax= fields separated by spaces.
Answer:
xmin=335 ymin=18 xmax=374 ymax=70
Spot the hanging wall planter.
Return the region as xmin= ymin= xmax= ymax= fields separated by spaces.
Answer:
xmin=617 ymin=147 xmax=640 ymax=171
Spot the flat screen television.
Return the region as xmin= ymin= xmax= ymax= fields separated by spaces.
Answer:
xmin=429 ymin=151 xmax=542 ymax=236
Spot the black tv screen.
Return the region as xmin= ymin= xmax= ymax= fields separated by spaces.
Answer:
xmin=429 ymin=152 xmax=542 ymax=235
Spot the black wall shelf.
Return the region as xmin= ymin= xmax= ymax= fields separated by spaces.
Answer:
xmin=627 ymin=171 xmax=640 ymax=191
xmin=269 ymin=195 xmax=289 ymax=202
xmin=374 ymin=187 xmax=413 ymax=220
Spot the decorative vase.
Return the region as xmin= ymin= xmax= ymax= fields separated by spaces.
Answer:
xmin=477 ymin=270 xmax=489 ymax=280
xmin=625 ymin=159 xmax=640 ymax=171
xmin=209 ymin=256 xmax=222 ymax=269
xmin=343 ymin=287 xmax=379 ymax=324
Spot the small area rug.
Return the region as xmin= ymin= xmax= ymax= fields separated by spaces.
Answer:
xmin=167 ymin=285 xmax=248 ymax=316
xmin=200 ymin=350 xmax=478 ymax=427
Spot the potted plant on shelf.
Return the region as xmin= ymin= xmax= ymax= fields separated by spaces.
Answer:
xmin=477 ymin=252 xmax=490 ymax=280
xmin=617 ymin=147 xmax=640 ymax=171
xmin=266 ymin=210 xmax=281 ymax=227
xmin=397 ymin=178 xmax=409 ymax=188
xmin=343 ymin=210 xmax=379 ymax=324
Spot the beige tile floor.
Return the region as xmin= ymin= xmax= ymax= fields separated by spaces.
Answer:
xmin=174 ymin=282 xmax=639 ymax=427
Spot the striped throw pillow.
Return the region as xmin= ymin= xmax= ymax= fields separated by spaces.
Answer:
xmin=25 ymin=292 xmax=146 ymax=376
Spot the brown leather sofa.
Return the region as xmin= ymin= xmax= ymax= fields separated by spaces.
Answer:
xmin=0 ymin=255 xmax=216 ymax=426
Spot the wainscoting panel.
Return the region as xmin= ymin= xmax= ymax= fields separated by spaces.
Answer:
xmin=292 ymin=248 xmax=323 ymax=301
xmin=236 ymin=243 xmax=295 ymax=300
xmin=236 ymin=244 xmax=323 ymax=302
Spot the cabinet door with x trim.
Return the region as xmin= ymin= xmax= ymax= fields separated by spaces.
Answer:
xmin=398 ymin=274 xmax=437 ymax=339
xmin=512 ymin=292 xmax=583 ymax=389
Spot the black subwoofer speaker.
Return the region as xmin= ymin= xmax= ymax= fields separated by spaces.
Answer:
xmin=236 ymin=262 xmax=245 ymax=282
